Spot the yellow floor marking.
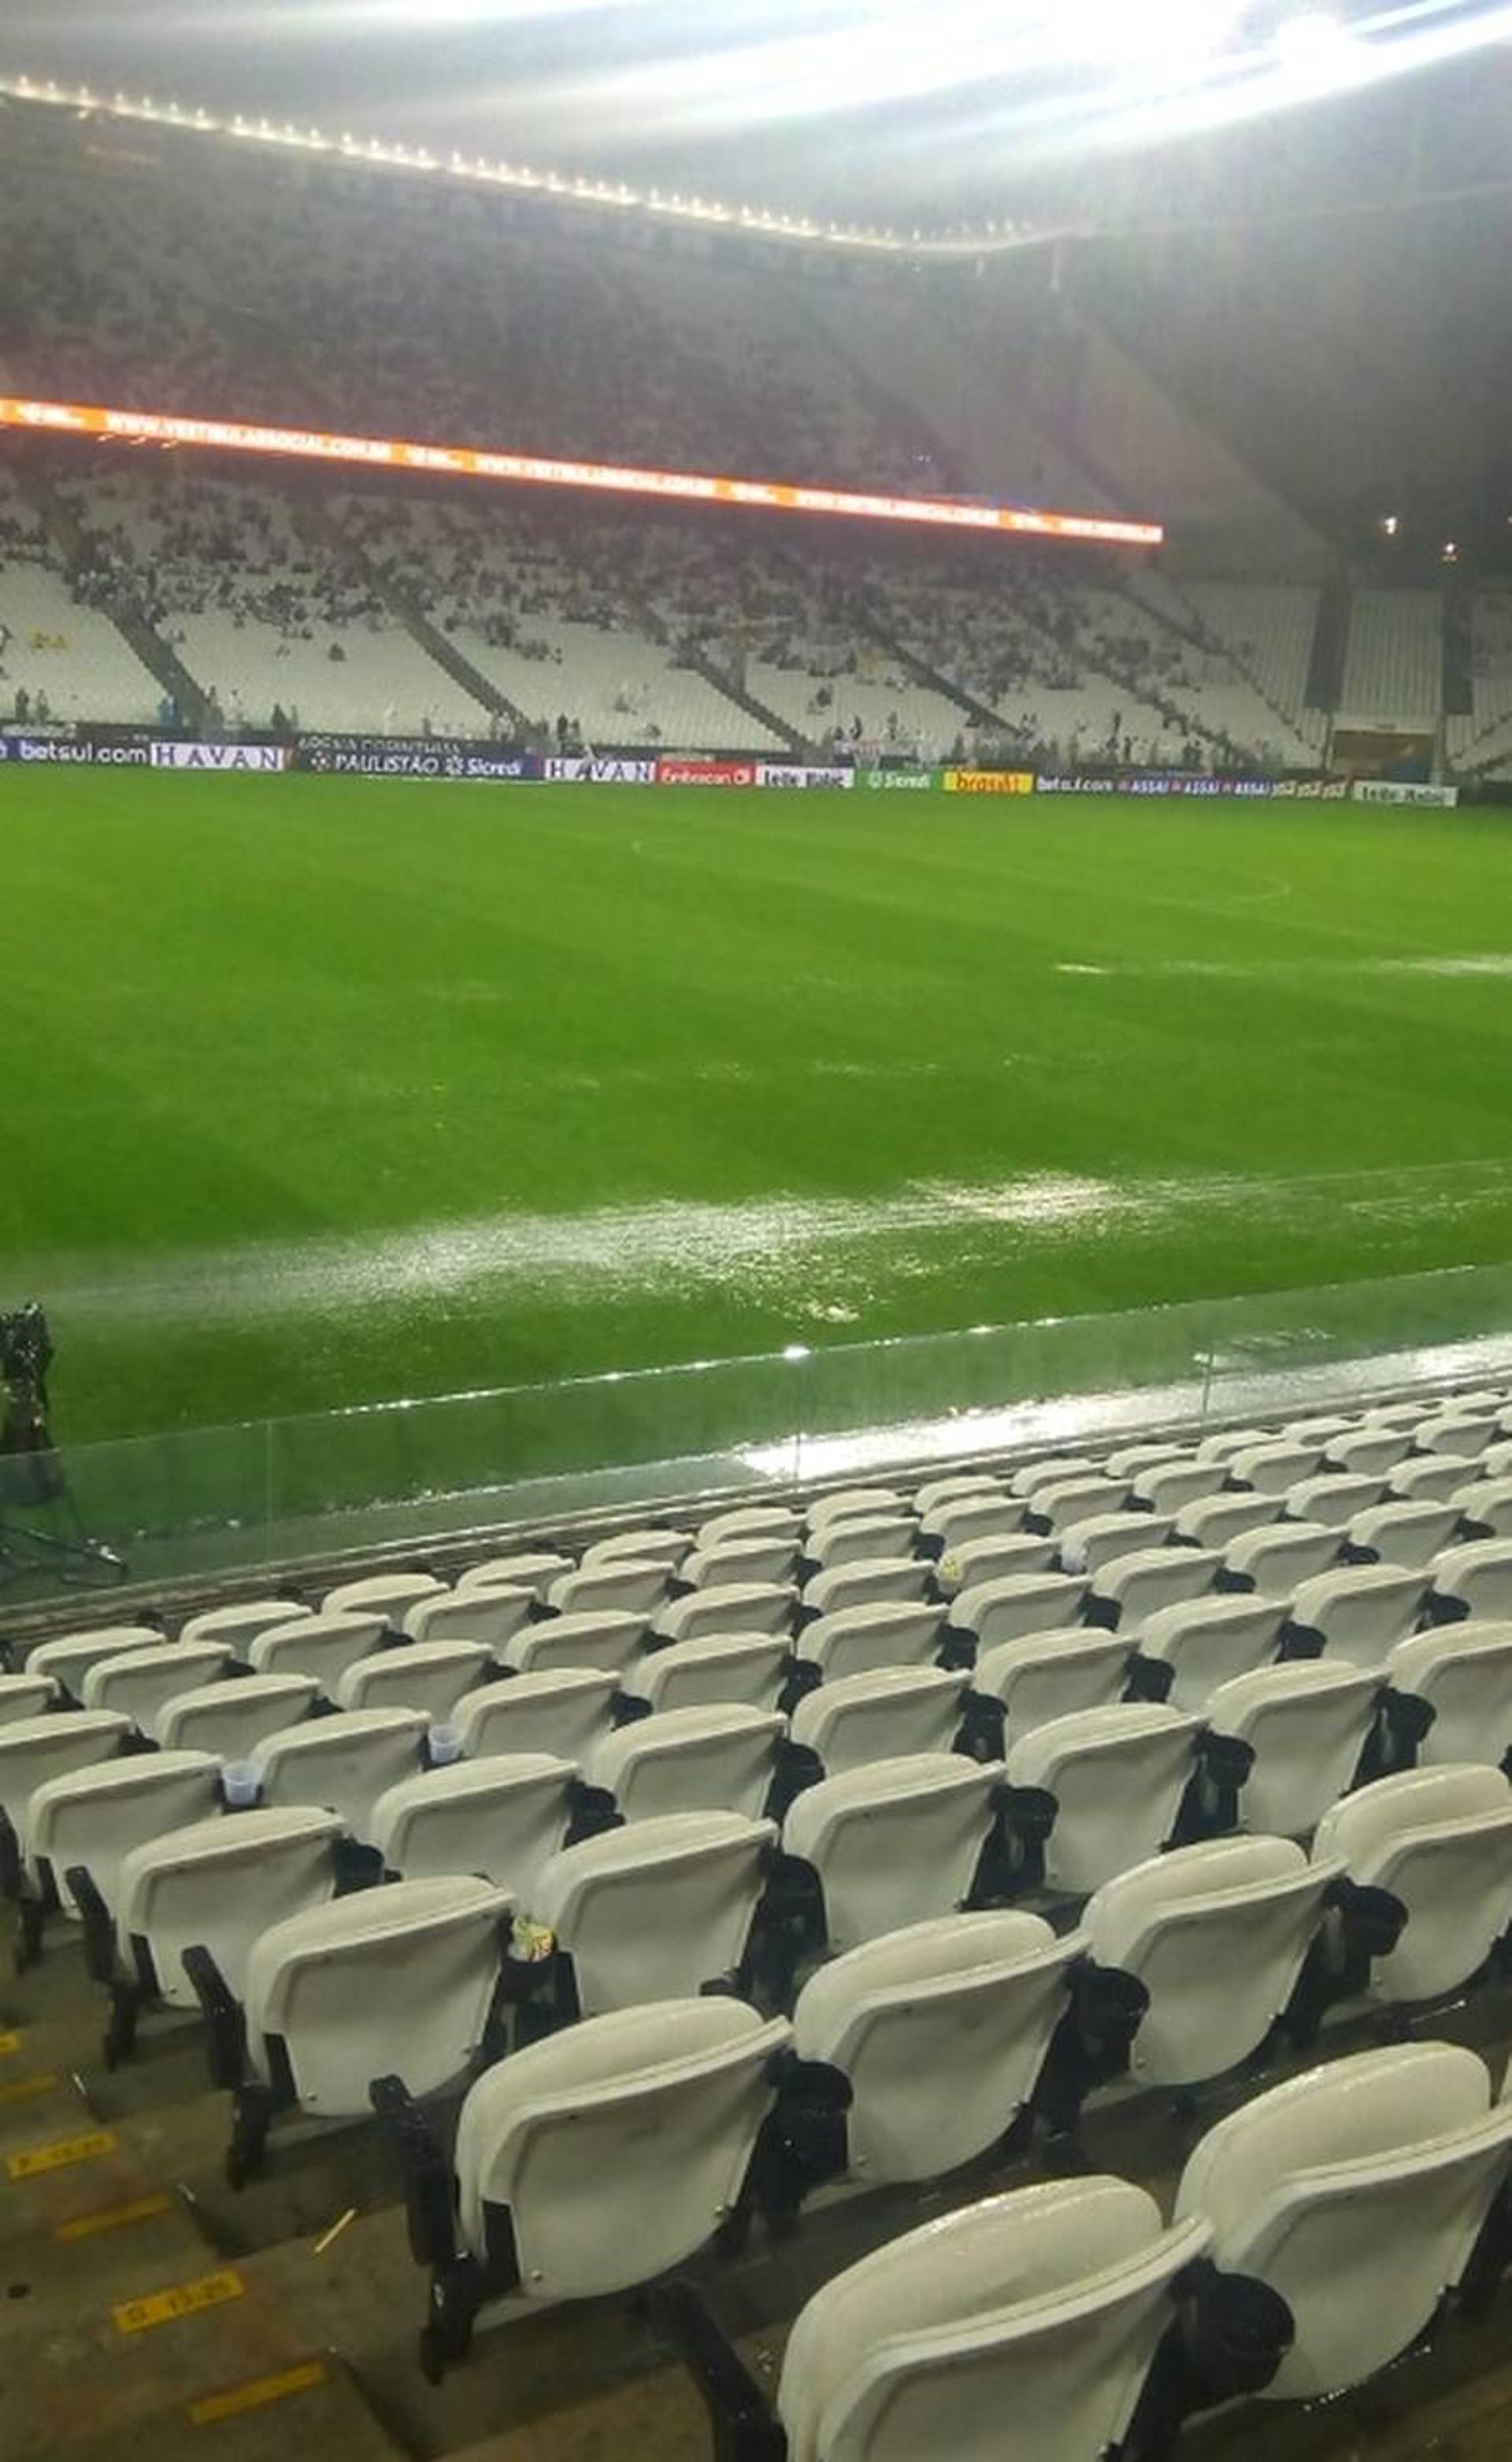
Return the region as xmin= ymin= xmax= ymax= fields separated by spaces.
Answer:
xmin=0 ymin=2071 xmax=59 ymax=2107
xmin=187 ymin=2361 xmax=328 ymax=2427
xmin=7 ymin=2129 xmax=117 ymax=2180
xmin=56 ymin=2192 xmax=173 ymax=2243
xmin=114 ymin=2269 xmax=245 ymax=2336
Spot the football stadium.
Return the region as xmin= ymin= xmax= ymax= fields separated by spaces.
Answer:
xmin=6 ymin=5 xmax=1512 ymax=2456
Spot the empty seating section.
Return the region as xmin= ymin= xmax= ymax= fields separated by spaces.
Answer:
xmin=8 ymin=1370 xmax=1512 ymax=2438
xmin=50 ymin=464 xmax=484 ymax=736
xmin=1339 ymin=587 xmax=1444 ymax=721
xmin=332 ymin=489 xmax=780 ymax=749
xmin=1183 ymin=580 xmax=1327 ymax=751
xmin=0 ymin=465 xmax=163 ymax=720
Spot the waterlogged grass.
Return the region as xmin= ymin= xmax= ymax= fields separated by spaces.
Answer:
xmin=6 ymin=766 xmax=1512 ymax=1446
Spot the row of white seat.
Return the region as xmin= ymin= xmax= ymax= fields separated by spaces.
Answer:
xmin=7 ymin=1587 xmax=1512 ymax=1930
xmin=18 ymin=1689 xmax=1512 ymax=2172
xmin=645 ymin=2037 xmax=1512 ymax=2458
xmin=9 ymin=1384 xmax=1510 ymax=1695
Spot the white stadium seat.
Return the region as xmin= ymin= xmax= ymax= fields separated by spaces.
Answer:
xmin=655 ymin=1581 xmax=797 ymax=1643
xmin=791 ymin=1600 xmax=947 ymax=1685
xmin=919 ymin=1494 xmax=1028 ymax=1554
xmin=1132 ymin=1595 xmax=1287 ymax=1709
xmin=26 ymin=1626 xmax=166 ymax=1705
xmin=948 ymin=1573 xmax=1090 ymax=1652
xmin=322 ymin=1571 xmax=445 ymax=1624
xmin=113 ymin=1805 xmax=346 ymax=2011
xmin=1311 ymin=1764 xmax=1512 ymax=2004
xmin=180 ymin=1600 xmax=313 ymax=1654
xmin=1430 ymin=1540 xmax=1512 ymax=1624
xmin=31 ymin=1749 xmax=222 ymax=1915
xmin=1286 ymin=1563 xmax=1432 ymax=1668
xmin=1082 ymin=1836 xmax=1340 ymax=2089
xmin=936 ymin=1535 xmax=1058 ymax=1600
xmin=1347 ymin=1500 xmax=1461 ymax=1569
xmin=623 ymin=1632 xmax=793 ymax=1715
xmin=1005 ymin=1706 xmax=1203 ymax=1897
xmin=792 ymin=1910 xmax=1081 ymax=2182
xmin=391 ymin=1997 xmax=791 ymax=2371
xmin=1010 ymin=1455 xmax=1103 ymax=1496
xmin=0 ymin=1672 xmax=57 ymax=1727
xmin=0 ymin=1711 xmax=131 ymax=1882
xmin=587 ymin=1704 xmax=785 ymax=1822
xmin=1223 ymin=1518 xmax=1342 ymax=1593
xmin=455 ymin=1551 xmax=573 ymax=1598
xmin=155 ymin=1673 xmax=321 ymax=1762
xmin=1175 ymin=2042 xmax=1512 ymax=2399
xmin=971 ymin=1630 xmax=1132 ymax=1743
xmin=335 ymin=1641 xmax=491 ymax=1719
xmin=245 ymin=1610 xmax=389 ymax=1693
xmin=1391 ymin=1457 xmax=1471 ymax=1505
xmin=781 ymin=1754 xmax=1004 ymax=1952
xmin=586 ymin=1526 xmax=696 ymax=1568
xmin=913 ymin=1474 xmax=1007 ymax=1518
xmin=807 ymin=1487 xmax=909 ymax=1531
xmin=1284 ymin=1474 xmax=1388 ymax=1526
xmin=1451 ymin=1478 xmax=1512 ymax=1538
xmin=1385 ymin=1625 xmax=1512 ymax=1767
xmin=250 ymin=1707 xmax=428 ymax=1834
xmin=1027 ymin=1475 xmax=1129 ymax=1532
xmin=800 ymin=1560 xmax=929 ymax=1618
xmin=789 ymin=1666 xmax=968 ymax=1775
xmin=80 ymin=1641 xmax=234 ymax=1737
xmin=532 ymin=1811 xmax=776 ymax=2015
xmin=806 ymin=1516 xmax=918 ymax=1574
xmin=693 ymin=1507 xmax=800 ymax=1551
xmin=1106 ymin=1444 xmax=1189 ymax=1481
xmin=1328 ymin=1428 xmax=1414 ymax=1478
xmin=1228 ymin=1440 xmax=1324 ymax=1494
xmin=233 ymin=1874 xmax=512 ymax=2147
xmin=775 ymin=2178 xmax=1215 ymax=2462
xmin=1060 ymin=1514 xmax=1177 ymax=1581
xmin=370 ymin=1752 xmax=579 ymax=1894
xmin=1203 ymin=1662 xmax=1380 ymax=1838
xmin=548 ymin=1559 xmax=670 ymax=1619
xmin=1132 ymin=1459 xmax=1227 ymax=1515
xmin=1197 ymin=1426 xmax=1273 ymax=1464
xmin=452 ymin=1668 xmax=620 ymax=1763
xmin=681 ymin=1533 xmax=803 ymax=1587
xmin=1414 ymin=1414 xmax=1499 ymax=1459
xmin=402 ymin=1588 xmax=532 ymax=1649
xmin=1175 ymin=1492 xmax=1280 ymax=1551
xmin=1089 ymin=1545 xmax=1220 ymax=1633
xmin=502 ymin=1609 xmax=647 ymax=1678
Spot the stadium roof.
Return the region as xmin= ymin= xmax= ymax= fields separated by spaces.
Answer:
xmin=7 ymin=2 xmax=1512 ymax=243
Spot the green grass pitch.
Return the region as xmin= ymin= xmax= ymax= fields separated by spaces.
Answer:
xmin=7 ymin=766 xmax=1512 ymax=1446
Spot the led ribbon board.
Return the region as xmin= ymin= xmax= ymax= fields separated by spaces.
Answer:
xmin=0 ymin=395 xmax=1163 ymax=547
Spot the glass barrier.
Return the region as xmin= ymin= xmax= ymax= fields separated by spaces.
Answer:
xmin=6 ymin=1259 xmax=1512 ymax=1611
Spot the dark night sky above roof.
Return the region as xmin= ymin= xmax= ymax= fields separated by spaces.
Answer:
xmin=8 ymin=1 xmax=1512 ymax=224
